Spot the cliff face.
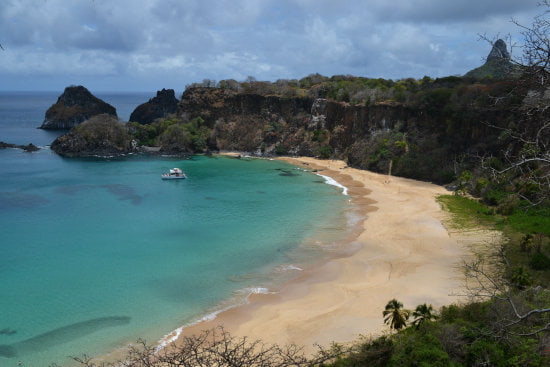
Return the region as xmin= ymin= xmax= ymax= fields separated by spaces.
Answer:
xmin=129 ymin=88 xmax=179 ymax=124
xmin=41 ymin=86 xmax=117 ymax=130
xmin=178 ymin=87 xmax=514 ymax=183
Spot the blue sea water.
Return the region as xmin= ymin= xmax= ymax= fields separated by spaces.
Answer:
xmin=0 ymin=92 xmax=353 ymax=366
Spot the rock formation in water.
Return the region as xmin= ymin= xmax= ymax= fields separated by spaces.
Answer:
xmin=40 ymin=86 xmax=117 ymax=130
xmin=51 ymin=114 xmax=134 ymax=157
xmin=0 ymin=142 xmax=39 ymax=152
xmin=129 ymin=88 xmax=179 ymax=124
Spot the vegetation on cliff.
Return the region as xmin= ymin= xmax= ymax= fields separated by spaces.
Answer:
xmin=51 ymin=114 xmax=133 ymax=157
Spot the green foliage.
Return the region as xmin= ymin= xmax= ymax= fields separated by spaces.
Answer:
xmin=275 ymin=144 xmax=288 ymax=155
xmin=511 ymin=266 xmax=532 ymax=289
xmin=383 ymin=299 xmax=410 ymax=331
xmin=437 ymin=195 xmax=495 ymax=229
xmin=184 ymin=117 xmax=211 ymax=152
xmin=127 ymin=121 xmax=158 ymax=146
xmin=312 ymin=129 xmax=329 ymax=142
xmin=411 ymin=303 xmax=437 ymax=328
xmin=159 ymin=123 xmax=191 ymax=152
xmin=508 ymin=207 xmax=550 ymax=236
xmin=390 ymin=331 xmax=451 ymax=367
xmin=317 ymin=145 xmax=333 ymax=159
xmin=529 ymin=252 xmax=550 ymax=270
xmin=465 ymin=339 xmax=507 ymax=367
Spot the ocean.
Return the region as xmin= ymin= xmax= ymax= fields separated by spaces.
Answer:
xmin=0 ymin=91 xmax=354 ymax=366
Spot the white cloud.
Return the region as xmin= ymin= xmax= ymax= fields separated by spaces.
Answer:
xmin=0 ymin=0 xmax=544 ymax=91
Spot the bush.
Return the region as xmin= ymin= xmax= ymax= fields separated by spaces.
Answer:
xmin=317 ymin=145 xmax=333 ymax=159
xmin=275 ymin=144 xmax=288 ymax=155
xmin=529 ymin=252 xmax=550 ymax=270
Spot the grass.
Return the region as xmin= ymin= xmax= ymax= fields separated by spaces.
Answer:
xmin=437 ymin=195 xmax=550 ymax=236
xmin=437 ymin=194 xmax=550 ymax=286
xmin=436 ymin=194 xmax=499 ymax=229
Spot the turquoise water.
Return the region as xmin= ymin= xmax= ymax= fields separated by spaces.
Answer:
xmin=0 ymin=149 xmax=351 ymax=366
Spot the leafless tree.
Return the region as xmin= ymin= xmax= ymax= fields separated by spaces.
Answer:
xmin=66 ymin=326 xmax=343 ymax=367
xmin=460 ymin=248 xmax=550 ymax=342
xmin=477 ymin=3 xmax=550 ymax=207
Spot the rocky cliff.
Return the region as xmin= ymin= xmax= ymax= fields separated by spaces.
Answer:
xmin=40 ymin=86 xmax=117 ymax=130
xmin=129 ymin=88 xmax=179 ymax=124
xmin=177 ymin=86 xmax=516 ymax=183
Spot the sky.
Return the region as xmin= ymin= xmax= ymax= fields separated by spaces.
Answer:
xmin=0 ymin=0 xmax=543 ymax=93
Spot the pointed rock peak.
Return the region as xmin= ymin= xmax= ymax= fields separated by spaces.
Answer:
xmin=129 ymin=89 xmax=179 ymax=124
xmin=40 ymin=85 xmax=117 ymax=129
xmin=486 ymin=39 xmax=510 ymax=63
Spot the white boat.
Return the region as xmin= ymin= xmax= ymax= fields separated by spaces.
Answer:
xmin=161 ymin=168 xmax=187 ymax=180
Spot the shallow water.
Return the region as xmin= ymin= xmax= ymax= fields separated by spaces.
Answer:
xmin=0 ymin=92 xmax=353 ymax=367
xmin=0 ymin=151 xmax=352 ymax=366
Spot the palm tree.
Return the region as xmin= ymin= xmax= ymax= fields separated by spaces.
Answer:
xmin=383 ymin=299 xmax=410 ymax=331
xmin=411 ymin=303 xmax=436 ymax=328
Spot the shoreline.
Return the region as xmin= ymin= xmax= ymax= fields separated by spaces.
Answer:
xmin=94 ymin=156 xmax=502 ymax=364
xmin=164 ymin=157 xmax=502 ymax=352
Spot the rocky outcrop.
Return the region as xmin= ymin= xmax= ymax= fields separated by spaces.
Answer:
xmin=51 ymin=114 xmax=134 ymax=157
xmin=177 ymin=87 xmax=515 ymax=183
xmin=40 ymin=86 xmax=117 ymax=130
xmin=486 ymin=39 xmax=511 ymax=62
xmin=464 ymin=39 xmax=517 ymax=79
xmin=0 ymin=142 xmax=39 ymax=152
xmin=129 ymin=89 xmax=179 ymax=124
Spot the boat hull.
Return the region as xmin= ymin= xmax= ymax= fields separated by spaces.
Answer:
xmin=161 ymin=175 xmax=187 ymax=180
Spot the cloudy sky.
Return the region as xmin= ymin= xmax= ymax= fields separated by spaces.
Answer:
xmin=0 ymin=0 xmax=542 ymax=92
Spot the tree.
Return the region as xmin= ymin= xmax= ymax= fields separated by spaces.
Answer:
xmin=383 ymin=299 xmax=410 ymax=331
xmin=461 ymin=252 xmax=550 ymax=341
xmin=411 ymin=303 xmax=436 ymax=329
xmin=68 ymin=326 xmax=342 ymax=367
xmin=479 ymin=3 xmax=550 ymax=208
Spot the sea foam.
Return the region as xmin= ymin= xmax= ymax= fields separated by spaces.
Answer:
xmin=317 ymin=174 xmax=349 ymax=195
xmin=156 ymin=286 xmax=273 ymax=351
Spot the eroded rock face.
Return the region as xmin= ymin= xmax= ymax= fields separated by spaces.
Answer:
xmin=40 ymin=86 xmax=117 ymax=130
xmin=486 ymin=39 xmax=511 ymax=63
xmin=50 ymin=114 xmax=133 ymax=157
xmin=129 ymin=89 xmax=179 ymax=124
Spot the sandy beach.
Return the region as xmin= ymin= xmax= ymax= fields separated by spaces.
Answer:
xmin=169 ymin=156 xmax=501 ymax=352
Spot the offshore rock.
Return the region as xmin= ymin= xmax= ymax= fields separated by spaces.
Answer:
xmin=40 ymin=86 xmax=117 ymax=130
xmin=0 ymin=142 xmax=39 ymax=152
xmin=129 ymin=88 xmax=179 ymax=124
xmin=51 ymin=114 xmax=133 ymax=157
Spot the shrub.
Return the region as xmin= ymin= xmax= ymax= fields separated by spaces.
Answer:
xmin=275 ymin=144 xmax=288 ymax=155
xmin=529 ymin=252 xmax=550 ymax=270
xmin=317 ymin=145 xmax=333 ymax=159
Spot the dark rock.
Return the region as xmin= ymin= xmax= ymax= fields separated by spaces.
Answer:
xmin=40 ymin=86 xmax=117 ymax=130
xmin=464 ymin=39 xmax=518 ymax=79
xmin=486 ymin=39 xmax=511 ymax=62
xmin=51 ymin=114 xmax=133 ymax=157
xmin=0 ymin=141 xmax=39 ymax=152
xmin=129 ymin=89 xmax=179 ymax=124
